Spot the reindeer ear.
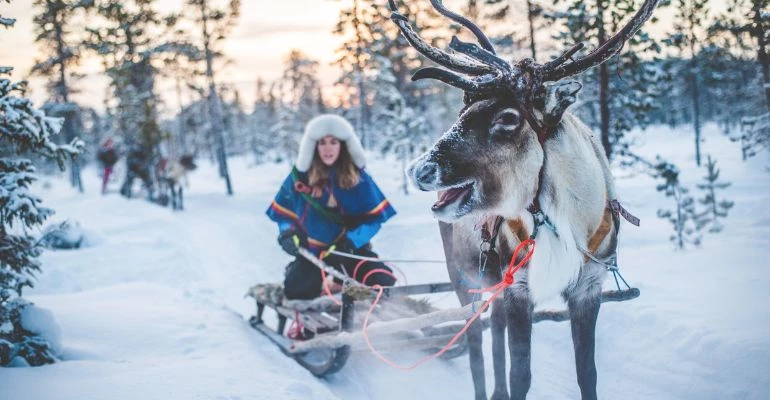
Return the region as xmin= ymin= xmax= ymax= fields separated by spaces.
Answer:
xmin=542 ymin=80 xmax=582 ymax=127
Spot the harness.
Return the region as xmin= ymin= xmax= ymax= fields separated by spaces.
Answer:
xmin=476 ymin=99 xmax=640 ymax=291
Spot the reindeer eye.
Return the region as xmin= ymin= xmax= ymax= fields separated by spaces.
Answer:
xmin=492 ymin=108 xmax=521 ymax=132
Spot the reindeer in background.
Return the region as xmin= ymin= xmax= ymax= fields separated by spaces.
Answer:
xmin=389 ymin=0 xmax=657 ymax=399
xmin=156 ymin=154 xmax=197 ymax=211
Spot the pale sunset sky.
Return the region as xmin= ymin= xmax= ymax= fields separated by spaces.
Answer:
xmin=0 ymin=0 xmax=349 ymax=114
xmin=1 ymin=1 xmax=694 ymax=116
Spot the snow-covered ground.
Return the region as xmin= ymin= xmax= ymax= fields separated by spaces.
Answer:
xmin=1 ymin=124 xmax=769 ymax=399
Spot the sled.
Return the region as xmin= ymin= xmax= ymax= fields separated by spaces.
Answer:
xmin=246 ymin=279 xmax=476 ymax=377
xmin=246 ymin=248 xmax=640 ymax=377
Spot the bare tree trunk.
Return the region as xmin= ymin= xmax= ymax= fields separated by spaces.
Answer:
xmin=597 ymin=0 xmax=612 ymax=159
xmin=689 ymin=30 xmax=702 ymax=166
xmin=174 ymin=76 xmax=186 ymax=155
xmin=675 ymin=185 xmax=684 ymax=249
xmin=752 ymin=0 xmax=770 ymax=109
xmin=691 ymin=72 xmax=702 ymax=166
xmin=353 ymin=0 xmax=368 ymax=148
xmin=599 ymin=65 xmax=611 ymax=157
xmin=200 ymin=0 xmax=233 ymax=195
xmin=527 ymin=0 xmax=537 ymax=60
xmin=54 ymin=16 xmax=82 ymax=193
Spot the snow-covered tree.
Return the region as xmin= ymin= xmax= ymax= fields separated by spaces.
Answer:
xmin=711 ymin=0 xmax=770 ymax=109
xmin=547 ymin=0 xmax=666 ymax=160
xmin=221 ymin=87 xmax=249 ymax=156
xmin=654 ymin=157 xmax=701 ymax=249
xmin=737 ymin=112 xmax=770 ymax=159
xmin=30 ymin=0 xmax=93 ymax=192
xmin=369 ymin=60 xmax=431 ymax=194
xmin=280 ymin=50 xmax=324 ymax=124
xmin=333 ymin=0 xmax=450 ymax=148
xmin=174 ymin=0 xmax=241 ymax=195
xmin=85 ymin=0 xmax=199 ymax=198
xmin=665 ymin=0 xmax=710 ymax=166
xmin=250 ymin=78 xmax=278 ymax=163
xmin=694 ymin=155 xmax=734 ymax=233
xmin=1 ymin=11 xmax=83 ymax=366
xmin=269 ymin=103 xmax=301 ymax=164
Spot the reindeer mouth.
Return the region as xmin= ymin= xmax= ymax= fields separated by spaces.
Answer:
xmin=432 ymin=182 xmax=474 ymax=213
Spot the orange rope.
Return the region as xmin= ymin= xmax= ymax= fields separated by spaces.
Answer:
xmin=320 ymin=267 xmax=343 ymax=306
xmin=361 ymin=268 xmax=398 ymax=285
xmin=361 ymin=239 xmax=536 ymax=370
xmin=286 ymin=310 xmax=305 ymax=340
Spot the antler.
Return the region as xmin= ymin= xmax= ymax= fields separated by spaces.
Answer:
xmin=428 ymin=0 xmax=496 ymax=54
xmin=390 ymin=0 xmax=662 ymax=101
xmin=542 ymin=0 xmax=661 ymax=82
xmin=388 ymin=1 xmax=495 ymax=76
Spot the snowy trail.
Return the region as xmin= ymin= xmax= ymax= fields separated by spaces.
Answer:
xmin=1 ymin=125 xmax=769 ymax=399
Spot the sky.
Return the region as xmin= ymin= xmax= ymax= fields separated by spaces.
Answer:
xmin=0 ymin=1 xmax=718 ymax=117
xmin=0 ymin=0 xmax=347 ymax=114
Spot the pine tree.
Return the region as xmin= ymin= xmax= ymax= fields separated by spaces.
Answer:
xmin=85 ymin=0 xmax=198 ymax=199
xmin=547 ymin=0 xmax=666 ymax=160
xmin=368 ymin=56 xmax=432 ymax=193
xmin=712 ymin=0 xmax=770 ymax=109
xmin=30 ymin=0 xmax=92 ymax=192
xmin=250 ymin=78 xmax=278 ymax=163
xmin=654 ymin=157 xmax=701 ymax=249
xmin=333 ymin=0 xmax=450 ymax=148
xmin=280 ymin=50 xmax=324 ymax=123
xmin=665 ymin=0 xmax=710 ymax=166
xmin=737 ymin=112 xmax=770 ymax=159
xmin=333 ymin=0 xmax=373 ymax=147
xmin=0 ymin=10 xmax=83 ymax=366
xmin=269 ymin=103 xmax=301 ymax=164
xmin=177 ymin=0 xmax=240 ymax=195
xmin=694 ymin=155 xmax=734 ymax=233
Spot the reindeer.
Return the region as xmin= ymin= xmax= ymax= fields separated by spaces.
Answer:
xmin=388 ymin=1 xmax=657 ymax=399
xmin=157 ymin=154 xmax=197 ymax=211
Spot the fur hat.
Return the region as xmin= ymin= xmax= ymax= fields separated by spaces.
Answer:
xmin=295 ymin=114 xmax=366 ymax=172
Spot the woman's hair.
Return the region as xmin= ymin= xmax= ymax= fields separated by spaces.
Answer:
xmin=308 ymin=141 xmax=360 ymax=190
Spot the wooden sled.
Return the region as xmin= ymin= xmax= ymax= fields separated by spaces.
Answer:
xmin=246 ymin=281 xmax=474 ymax=377
xmin=246 ymin=249 xmax=640 ymax=377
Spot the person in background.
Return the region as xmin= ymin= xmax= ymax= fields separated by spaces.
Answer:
xmin=266 ymin=114 xmax=397 ymax=300
xmin=96 ymin=137 xmax=119 ymax=195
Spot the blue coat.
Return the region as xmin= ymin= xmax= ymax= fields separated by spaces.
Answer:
xmin=266 ymin=167 xmax=396 ymax=255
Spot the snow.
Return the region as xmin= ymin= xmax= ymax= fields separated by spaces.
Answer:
xmin=19 ymin=304 xmax=62 ymax=355
xmin=1 ymin=123 xmax=769 ymax=399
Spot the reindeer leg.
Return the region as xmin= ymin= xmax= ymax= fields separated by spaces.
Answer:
xmin=441 ymin=222 xmax=488 ymax=400
xmin=506 ymin=286 xmax=533 ymax=400
xmin=566 ymin=266 xmax=603 ymax=400
xmin=466 ymin=299 xmax=488 ymax=400
xmin=490 ymin=297 xmax=510 ymax=400
xmin=451 ymin=278 xmax=488 ymax=400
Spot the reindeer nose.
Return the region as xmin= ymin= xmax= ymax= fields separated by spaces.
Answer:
xmin=412 ymin=161 xmax=439 ymax=189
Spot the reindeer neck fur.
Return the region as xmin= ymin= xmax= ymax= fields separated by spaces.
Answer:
xmin=499 ymin=112 xmax=610 ymax=305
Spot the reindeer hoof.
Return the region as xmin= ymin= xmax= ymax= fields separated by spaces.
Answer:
xmin=490 ymin=391 xmax=510 ymax=400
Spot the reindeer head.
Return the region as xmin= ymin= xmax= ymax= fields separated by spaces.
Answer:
xmin=391 ymin=0 xmax=660 ymax=221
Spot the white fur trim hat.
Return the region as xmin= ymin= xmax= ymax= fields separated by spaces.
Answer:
xmin=295 ymin=114 xmax=366 ymax=172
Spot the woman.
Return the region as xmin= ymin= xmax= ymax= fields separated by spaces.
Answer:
xmin=266 ymin=114 xmax=397 ymax=300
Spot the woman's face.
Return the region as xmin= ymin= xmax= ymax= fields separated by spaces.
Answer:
xmin=317 ymin=135 xmax=341 ymax=166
